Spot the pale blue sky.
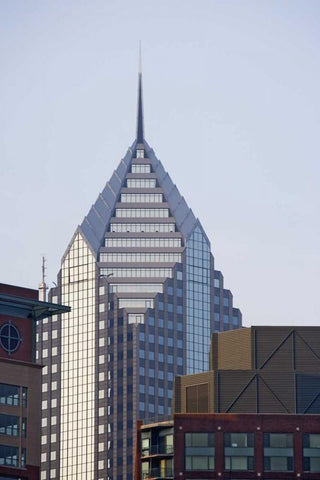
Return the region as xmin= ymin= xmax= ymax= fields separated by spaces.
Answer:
xmin=1 ymin=1 xmax=320 ymax=326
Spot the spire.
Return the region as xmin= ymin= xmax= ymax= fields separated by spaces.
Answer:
xmin=136 ymin=42 xmax=144 ymax=143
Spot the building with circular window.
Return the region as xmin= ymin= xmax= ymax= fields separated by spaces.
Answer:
xmin=0 ymin=322 xmax=21 ymax=354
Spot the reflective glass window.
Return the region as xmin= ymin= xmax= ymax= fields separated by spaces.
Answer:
xmin=109 ymin=223 xmax=175 ymax=233
xmin=126 ymin=179 xmax=156 ymax=188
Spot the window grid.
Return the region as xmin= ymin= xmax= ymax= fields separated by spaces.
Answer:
xmin=127 ymin=179 xmax=156 ymax=188
xmin=110 ymin=223 xmax=175 ymax=233
xmin=100 ymin=252 xmax=181 ymax=263
xmin=131 ymin=164 xmax=151 ymax=173
xmin=100 ymin=267 xmax=172 ymax=278
xmin=115 ymin=208 xmax=169 ymax=218
xmin=105 ymin=237 xmax=181 ymax=248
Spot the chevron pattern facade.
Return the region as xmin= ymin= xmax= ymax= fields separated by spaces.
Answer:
xmin=174 ymin=326 xmax=320 ymax=415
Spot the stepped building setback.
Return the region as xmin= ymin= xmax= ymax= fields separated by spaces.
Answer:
xmin=37 ymin=65 xmax=242 ymax=480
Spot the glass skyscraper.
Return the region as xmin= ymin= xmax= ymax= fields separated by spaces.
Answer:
xmin=37 ymin=67 xmax=242 ymax=480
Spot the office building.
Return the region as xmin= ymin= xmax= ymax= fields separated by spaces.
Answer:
xmin=135 ymin=413 xmax=320 ymax=480
xmin=0 ymin=283 xmax=69 ymax=480
xmin=135 ymin=326 xmax=320 ymax=480
xmin=38 ymin=67 xmax=242 ymax=480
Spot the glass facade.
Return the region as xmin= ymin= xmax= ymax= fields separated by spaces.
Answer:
xmin=59 ymin=233 xmax=96 ymax=479
xmin=121 ymin=193 xmax=162 ymax=203
xmin=110 ymin=223 xmax=175 ymax=233
xmin=115 ymin=208 xmax=169 ymax=218
xmin=127 ymin=178 xmax=156 ymax=188
xmin=186 ymin=226 xmax=211 ymax=373
xmin=105 ymin=237 xmax=181 ymax=248
xmin=100 ymin=267 xmax=173 ymax=278
xmin=100 ymin=252 xmax=181 ymax=263
xmin=39 ymin=113 xmax=241 ymax=480
xmin=131 ymin=164 xmax=150 ymax=173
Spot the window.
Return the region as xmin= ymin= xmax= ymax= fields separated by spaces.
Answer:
xmin=136 ymin=149 xmax=144 ymax=158
xmin=224 ymin=433 xmax=254 ymax=471
xmin=128 ymin=314 xmax=144 ymax=324
xmin=127 ymin=178 xmax=156 ymax=188
xmin=110 ymin=283 xmax=164 ymax=294
xmin=120 ymin=193 xmax=162 ymax=203
xmin=118 ymin=298 xmax=154 ymax=309
xmin=115 ymin=208 xmax=169 ymax=218
xmin=185 ymin=433 xmax=215 ymax=470
xmin=0 ymin=414 xmax=20 ymax=437
xmin=131 ymin=163 xmax=150 ymax=173
xmin=110 ymin=222 xmax=175 ymax=233
xmin=264 ymin=433 xmax=293 ymax=471
xmin=0 ymin=322 xmax=21 ymax=353
xmin=0 ymin=444 xmax=19 ymax=467
xmin=303 ymin=434 xmax=320 ymax=472
xmin=100 ymin=267 xmax=172 ymax=278
xmin=100 ymin=252 xmax=181 ymax=263
xmin=0 ymin=384 xmax=20 ymax=406
xmin=105 ymin=237 xmax=180 ymax=248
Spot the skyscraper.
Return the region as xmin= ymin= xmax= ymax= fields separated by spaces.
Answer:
xmin=38 ymin=65 xmax=242 ymax=480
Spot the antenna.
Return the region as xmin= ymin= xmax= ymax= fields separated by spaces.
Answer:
xmin=39 ymin=256 xmax=48 ymax=301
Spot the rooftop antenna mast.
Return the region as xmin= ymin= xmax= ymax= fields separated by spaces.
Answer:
xmin=39 ymin=256 xmax=48 ymax=301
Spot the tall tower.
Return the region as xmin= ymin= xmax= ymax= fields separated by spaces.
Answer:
xmin=38 ymin=65 xmax=242 ymax=480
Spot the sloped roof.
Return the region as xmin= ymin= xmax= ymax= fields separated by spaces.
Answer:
xmin=78 ymin=139 xmax=209 ymax=256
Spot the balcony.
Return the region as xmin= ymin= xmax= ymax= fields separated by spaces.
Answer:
xmin=142 ymin=467 xmax=173 ymax=479
xmin=142 ymin=444 xmax=174 ymax=457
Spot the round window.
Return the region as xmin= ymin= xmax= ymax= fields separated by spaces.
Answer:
xmin=0 ymin=322 xmax=22 ymax=354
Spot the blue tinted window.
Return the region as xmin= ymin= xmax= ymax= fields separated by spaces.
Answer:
xmin=214 ymin=296 xmax=220 ymax=305
xmin=223 ymin=297 xmax=229 ymax=307
xmin=224 ymin=315 xmax=229 ymax=324
xmin=158 ymin=301 xmax=164 ymax=310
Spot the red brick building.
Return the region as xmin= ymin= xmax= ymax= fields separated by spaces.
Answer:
xmin=135 ymin=413 xmax=320 ymax=480
xmin=0 ymin=283 xmax=70 ymax=480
